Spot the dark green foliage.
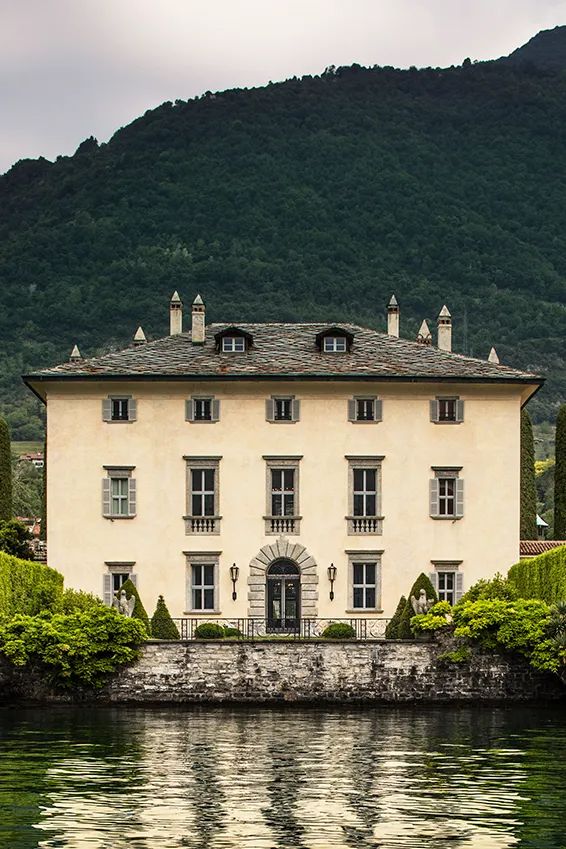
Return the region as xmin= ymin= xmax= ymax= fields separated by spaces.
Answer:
xmin=117 ymin=578 xmax=150 ymax=633
xmin=505 ymin=26 xmax=566 ymax=71
xmin=0 ymin=417 xmax=12 ymax=520
xmin=150 ymin=595 xmax=180 ymax=640
xmin=397 ymin=574 xmax=438 ymax=639
xmin=554 ymin=405 xmax=566 ymax=538
xmin=0 ymin=607 xmax=145 ymax=688
xmin=0 ymin=519 xmax=32 ymax=560
xmin=40 ymin=439 xmax=46 ymax=541
xmin=3 ymin=61 xmax=566 ymax=437
xmin=521 ymin=409 xmax=537 ymax=540
xmin=223 ymin=626 xmax=242 ymax=638
xmin=459 ymin=573 xmax=518 ymax=604
xmin=321 ymin=622 xmax=356 ymax=639
xmin=0 ymin=550 xmax=63 ymax=619
xmin=194 ymin=622 xmax=225 ymax=639
xmin=12 ymin=457 xmax=42 ymax=518
xmin=508 ymin=546 xmax=566 ymax=603
xmin=385 ymin=595 xmax=407 ymax=639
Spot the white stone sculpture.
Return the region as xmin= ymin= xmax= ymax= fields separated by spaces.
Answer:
xmin=113 ymin=589 xmax=135 ymax=617
xmin=411 ymin=588 xmax=434 ymax=616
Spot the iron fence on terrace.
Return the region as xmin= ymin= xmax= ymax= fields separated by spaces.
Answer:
xmin=171 ymin=617 xmax=392 ymax=641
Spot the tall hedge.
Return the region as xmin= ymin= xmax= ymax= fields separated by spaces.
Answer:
xmin=117 ymin=578 xmax=150 ymax=633
xmin=0 ymin=551 xmax=63 ymax=619
xmin=520 ymin=409 xmax=537 ymax=540
xmin=397 ymin=573 xmax=438 ymax=639
xmin=554 ymin=405 xmax=566 ymax=539
xmin=385 ymin=595 xmax=406 ymax=639
xmin=0 ymin=416 xmax=12 ymax=521
xmin=150 ymin=595 xmax=180 ymax=640
xmin=508 ymin=545 xmax=566 ymax=604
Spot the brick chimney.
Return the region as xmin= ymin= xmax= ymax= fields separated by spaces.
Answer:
xmin=387 ymin=294 xmax=400 ymax=338
xmin=170 ymin=291 xmax=183 ymax=335
xmin=437 ymin=305 xmax=452 ymax=352
xmin=191 ymin=294 xmax=205 ymax=345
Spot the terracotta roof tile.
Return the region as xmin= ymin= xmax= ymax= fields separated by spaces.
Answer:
xmin=519 ymin=540 xmax=566 ymax=557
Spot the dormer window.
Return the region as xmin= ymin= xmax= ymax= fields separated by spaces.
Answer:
xmin=222 ymin=336 xmax=245 ymax=353
xmin=324 ymin=336 xmax=347 ymax=353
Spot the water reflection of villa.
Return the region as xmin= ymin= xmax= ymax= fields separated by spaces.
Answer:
xmin=24 ymin=293 xmax=542 ymax=622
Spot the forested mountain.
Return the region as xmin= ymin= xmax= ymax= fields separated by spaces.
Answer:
xmin=2 ymin=31 xmax=566 ymax=438
xmin=503 ymin=26 xmax=566 ymax=70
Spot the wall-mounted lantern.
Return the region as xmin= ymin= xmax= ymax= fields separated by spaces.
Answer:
xmin=230 ymin=563 xmax=239 ymax=601
xmin=327 ymin=563 xmax=337 ymax=601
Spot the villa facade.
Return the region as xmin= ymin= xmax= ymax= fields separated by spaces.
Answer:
xmin=24 ymin=294 xmax=542 ymax=626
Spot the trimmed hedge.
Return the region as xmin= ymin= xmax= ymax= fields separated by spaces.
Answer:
xmin=150 ymin=595 xmax=180 ymax=640
xmin=322 ymin=622 xmax=356 ymax=639
xmin=385 ymin=595 xmax=407 ymax=639
xmin=195 ymin=622 xmax=225 ymax=639
xmin=508 ymin=546 xmax=566 ymax=604
xmin=117 ymin=578 xmax=150 ymax=633
xmin=398 ymin=574 xmax=438 ymax=639
xmin=0 ymin=551 xmax=63 ymax=619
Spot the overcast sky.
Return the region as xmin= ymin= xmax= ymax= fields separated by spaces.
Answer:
xmin=1 ymin=0 xmax=565 ymax=173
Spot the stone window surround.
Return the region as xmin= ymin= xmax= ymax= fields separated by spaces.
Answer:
xmin=185 ymin=395 xmax=220 ymax=423
xmin=183 ymin=456 xmax=222 ymax=535
xmin=102 ymin=395 xmax=137 ymax=423
xmin=103 ymin=561 xmax=136 ymax=606
xmin=430 ymin=560 xmax=464 ymax=603
xmin=102 ymin=465 xmax=136 ymax=520
xmin=183 ymin=550 xmax=222 ymax=615
xmin=345 ymin=455 xmax=384 ymax=535
xmin=430 ymin=396 xmax=464 ymax=424
xmin=348 ymin=396 xmax=383 ymax=424
xmin=266 ymin=395 xmax=300 ymax=424
xmin=345 ymin=550 xmax=384 ymax=613
xmin=248 ymin=538 xmax=318 ymax=619
xmin=430 ymin=466 xmax=464 ymax=520
xmin=263 ymin=455 xmax=302 ymax=535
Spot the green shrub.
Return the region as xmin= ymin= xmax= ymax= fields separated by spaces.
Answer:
xmin=150 ymin=595 xmax=180 ymax=640
xmin=459 ymin=573 xmax=518 ymax=604
xmin=223 ymin=626 xmax=242 ymax=638
xmin=521 ymin=409 xmax=537 ymax=539
xmin=322 ymin=622 xmax=356 ymax=639
xmin=117 ymin=578 xmax=150 ymax=633
xmin=438 ymin=646 xmax=472 ymax=664
xmin=385 ymin=595 xmax=406 ymax=639
xmin=59 ymin=588 xmax=104 ymax=614
xmin=0 ymin=607 xmax=146 ymax=688
xmin=0 ymin=551 xmax=63 ymax=619
xmin=0 ymin=417 xmax=12 ymax=521
xmin=410 ymin=601 xmax=452 ymax=636
xmin=554 ymin=404 xmax=566 ymax=539
xmin=397 ymin=574 xmax=438 ymax=639
xmin=508 ymin=546 xmax=566 ymax=604
xmin=0 ymin=519 xmax=32 ymax=560
xmin=194 ymin=622 xmax=225 ymax=639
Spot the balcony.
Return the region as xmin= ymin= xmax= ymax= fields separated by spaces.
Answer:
xmin=346 ymin=515 xmax=383 ymax=534
xmin=184 ymin=515 xmax=221 ymax=534
xmin=263 ymin=515 xmax=302 ymax=535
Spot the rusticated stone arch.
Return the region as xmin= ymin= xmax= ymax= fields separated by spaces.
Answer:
xmin=248 ymin=537 xmax=319 ymax=618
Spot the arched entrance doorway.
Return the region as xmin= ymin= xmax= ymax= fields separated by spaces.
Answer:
xmin=266 ymin=559 xmax=300 ymax=632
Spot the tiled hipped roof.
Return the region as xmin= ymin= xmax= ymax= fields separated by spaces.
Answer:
xmin=25 ymin=323 xmax=541 ymax=383
xmin=520 ymin=541 xmax=566 ymax=557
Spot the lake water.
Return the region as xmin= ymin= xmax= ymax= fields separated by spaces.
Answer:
xmin=0 ymin=705 xmax=565 ymax=849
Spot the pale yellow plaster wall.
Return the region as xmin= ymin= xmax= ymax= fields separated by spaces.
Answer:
xmin=44 ymin=379 xmax=523 ymax=619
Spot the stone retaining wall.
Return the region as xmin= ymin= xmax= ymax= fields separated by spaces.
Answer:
xmin=1 ymin=640 xmax=564 ymax=704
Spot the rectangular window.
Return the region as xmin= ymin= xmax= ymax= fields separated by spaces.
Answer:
xmin=103 ymin=562 xmax=136 ymax=606
xmin=346 ymin=456 xmax=384 ymax=534
xmin=437 ymin=571 xmax=455 ymax=604
xmin=263 ymin=456 xmax=302 ymax=534
xmin=102 ymin=396 xmax=137 ymax=423
xmin=430 ymin=468 xmax=464 ymax=519
xmin=347 ymin=551 xmax=382 ymax=611
xmin=185 ymin=551 xmax=220 ymax=612
xmin=266 ymin=396 xmax=300 ymax=423
xmin=324 ymin=336 xmax=347 ymax=352
xmin=430 ymin=397 xmax=464 ymax=424
xmin=222 ymin=336 xmax=245 ymax=352
xmin=186 ymin=396 xmax=220 ymax=423
xmin=275 ymin=398 xmax=292 ymax=421
xmin=348 ymin=397 xmax=383 ymax=423
xmin=102 ymin=467 xmax=136 ymax=519
xmin=184 ymin=457 xmax=221 ymax=534
xmin=430 ymin=563 xmax=464 ymax=604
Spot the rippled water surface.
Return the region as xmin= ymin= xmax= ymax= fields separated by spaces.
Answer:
xmin=1 ymin=705 xmax=566 ymax=848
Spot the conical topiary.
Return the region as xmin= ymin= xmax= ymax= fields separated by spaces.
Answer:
xmin=385 ymin=595 xmax=407 ymax=639
xmin=117 ymin=578 xmax=150 ymax=633
xmin=397 ymin=573 xmax=438 ymax=639
xmin=150 ymin=595 xmax=180 ymax=640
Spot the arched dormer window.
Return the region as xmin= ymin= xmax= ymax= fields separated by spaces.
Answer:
xmin=315 ymin=326 xmax=354 ymax=353
xmin=214 ymin=326 xmax=253 ymax=353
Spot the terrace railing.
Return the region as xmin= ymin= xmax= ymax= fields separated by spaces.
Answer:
xmin=171 ymin=617 xmax=391 ymax=641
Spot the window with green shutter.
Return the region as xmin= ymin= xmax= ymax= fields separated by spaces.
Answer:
xmin=348 ymin=396 xmax=382 ymax=423
xmin=430 ymin=396 xmax=464 ymax=424
xmin=102 ymin=467 xmax=136 ymax=518
xmin=430 ymin=468 xmax=464 ymax=519
xmin=186 ymin=396 xmax=220 ymax=423
xmin=103 ymin=396 xmax=137 ymax=422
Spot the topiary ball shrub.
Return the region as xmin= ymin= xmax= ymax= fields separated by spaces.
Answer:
xmin=150 ymin=595 xmax=180 ymax=640
xmin=322 ymin=622 xmax=356 ymax=640
xmin=194 ymin=622 xmax=225 ymax=639
xmin=223 ymin=626 xmax=242 ymax=638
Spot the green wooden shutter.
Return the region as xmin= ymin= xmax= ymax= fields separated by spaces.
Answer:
xmin=347 ymin=399 xmax=356 ymax=422
xmin=103 ymin=573 xmax=112 ymax=605
xmin=455 ymin=571 xmax=464 ymax=602
xmin=455 ymin=400 xmax=465 ymax=422
xmin=185 ymin=399 xmax=194 ymax=421
xmin=291 ymin=399 xmax=301 ymax=422
xmin=429 ymin=400 xmax=439 ymax=422
xmin=374 ymin=399 xmax=383 ymax=422
xmin=128 ymin=478 xmax=137 ymax=517
xmin=128 ymin=399 xmax=137 ymax=421
xmin=211 ymin=399 xmax=220 ymax=422
xmin=455 ymin=479 xmax=464 ymax=517
xmin=429 ymin=478 xmax=440 ymax=517
xmin=102 ymin=399 xmax=112 ymax=422
xmin=265 ymin=398 xmax=275 ymax=421
xmin=429 ymin=571 xmax=438 ymax=593
xmin=102 ymin=478 xmax=111 ymax=516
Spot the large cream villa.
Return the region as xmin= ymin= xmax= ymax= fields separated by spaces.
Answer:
xmin=24 ymin=293 xmax=542 ymax=630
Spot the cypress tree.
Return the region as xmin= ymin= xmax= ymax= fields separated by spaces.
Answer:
xmin=397 ymin=573 xmax=438 ymax=639
xmin=554 ymin=404 xmax=566 ymax=539
xmin=150 ymin=595 xmax=180 ymax=640
xmin=117 ymin=578 xmax=150 ymax=633
xmin=520 ymin=409 xmax=537 ymax=540
xmin=40 ymin=438 xmax=47 ymax=541
xmin=0 ymin=416 xmax=12 ymax=521
xmin=385 ymin=595 xmax=406 ymax=639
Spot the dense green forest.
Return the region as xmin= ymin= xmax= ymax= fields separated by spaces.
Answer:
xmin=2 ymin=30 xmax=566 ymax=438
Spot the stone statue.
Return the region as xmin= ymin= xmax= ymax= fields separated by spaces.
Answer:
xmin=113 ymin=589 xmax=135 ymax=617
xmin=411 ymin=588 xmax=434 ymax=616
